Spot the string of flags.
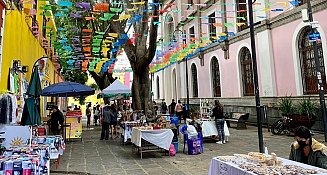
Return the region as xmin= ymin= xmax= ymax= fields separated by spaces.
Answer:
xmin=23 ymin=0 xmax=303 ymax=73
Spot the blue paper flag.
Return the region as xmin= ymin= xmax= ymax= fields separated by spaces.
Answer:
xmin=57 ymin=1 xmax=73 ymax=7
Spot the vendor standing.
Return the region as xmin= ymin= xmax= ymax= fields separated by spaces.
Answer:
xmin=289 ymin=126 xmax=327 ymax=169
xmin=49 ymin=105 xmax=64 ymax=135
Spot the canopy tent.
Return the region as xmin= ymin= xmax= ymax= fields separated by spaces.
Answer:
xmin=41 ymin=81 xmax=95 ymax=97
xmin=101 ymin=79 xmax=131 ymax=97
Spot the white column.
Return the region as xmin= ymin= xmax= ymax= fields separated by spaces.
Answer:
xmin=257 ymin=30 xmax=277 ymax=96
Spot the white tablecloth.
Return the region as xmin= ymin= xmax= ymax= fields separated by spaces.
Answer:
xmin=123 ymin=121 xmax=140 ymax=142
xmin=131 ymin=128 xmax=174 ymax=150
xmin=201 ymin=120 xmax=218 ymax=137
xmin=208 ymin=157 xmax=327 ymax=175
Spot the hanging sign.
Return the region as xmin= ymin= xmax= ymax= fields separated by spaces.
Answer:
xmin=308 ymin=32 xmax=321 ymax=42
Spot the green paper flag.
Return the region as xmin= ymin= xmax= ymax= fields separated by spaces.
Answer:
xmin=110 ymin=7 xmax=123 ymax=13
xmin=224 ymin=23 xmax=233 ymax=27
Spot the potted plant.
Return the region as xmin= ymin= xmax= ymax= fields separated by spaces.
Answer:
xmin=278 ymin=96 xmax=296 ymax=116
xmin=273 ymin=96 xmax=318 ymax=134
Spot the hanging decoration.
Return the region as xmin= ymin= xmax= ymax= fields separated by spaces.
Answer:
xmin=36 ymin=0 xmax=300 ymax=73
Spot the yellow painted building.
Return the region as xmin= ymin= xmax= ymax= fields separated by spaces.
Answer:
xmin=0 ymin=1 xmax=61 ymax=118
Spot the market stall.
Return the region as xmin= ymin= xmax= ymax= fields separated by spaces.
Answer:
xmin=208 ymin=152 xmax=327 ymax=175
xmin=131 ymin=127 xmax=174 ymax=159
xmin=186 ymin=118 xmax=218 ymax=138
xmin=122 ymin=121 xmax=141 ymax=144
xmin=1 ymin=127 xmax=65 ymax=175
xmin=41 ymin=81 xmax=95 ymax=142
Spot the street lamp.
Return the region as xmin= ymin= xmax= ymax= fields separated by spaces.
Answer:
xmin=247 ymin=0 xmax=264 ymax=153
xmin=173 ymin=29 xmax=189 ymax=122
xmin=305 ymin=0 xmax=327 ymax=141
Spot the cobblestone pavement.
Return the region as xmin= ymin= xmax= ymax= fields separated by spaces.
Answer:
xmin=51 ymin=124 xmax=325 ymax=175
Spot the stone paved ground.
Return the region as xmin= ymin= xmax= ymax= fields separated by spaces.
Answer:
xmin=50 ymin=124 xmax=325 ymax=175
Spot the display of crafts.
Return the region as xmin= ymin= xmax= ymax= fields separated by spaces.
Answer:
xmin=134 ymin=126 xmax=153 ymax=130
xmin=217 ymin=152 xmax=327 ymax=175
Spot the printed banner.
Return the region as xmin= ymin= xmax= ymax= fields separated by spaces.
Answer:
xmin=66 ymin=116 xmax=82 ymax=139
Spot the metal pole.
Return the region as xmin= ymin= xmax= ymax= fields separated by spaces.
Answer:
xmin=248 ymin=0 xmax=264 ymax=153
xmin=184 ymin=36 xmax=190 ymax=122
xmin=306 ymin=0 xmax=327 ymax=142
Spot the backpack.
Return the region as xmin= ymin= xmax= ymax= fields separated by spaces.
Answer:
xmin=169 ymin=144 xmax=176 ymax=156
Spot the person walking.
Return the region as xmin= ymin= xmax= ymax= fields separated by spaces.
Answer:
xmin=175 ymin=100 xmax=184 ymax=122
xmin=169 ymin=99 xmax=176 ymax=115
xmin=94 ymin=105 xmax=100 ymax=126
xmin=110 ymin=104 xmax=118 ymax=139
xmin=101 ymin=104 xmax=112 ymax=140
xmin=289 ymin=126 xmax=327 ymax=169
xmin=212 ymin=100 xmax=225 ymax=144
xmin=161 ymin=101 xmax=168 ymax=114
xmin=49 ymin=105 xmax=64 ymax=135
xmin=86 ymin=104 xmax=91 ymax=128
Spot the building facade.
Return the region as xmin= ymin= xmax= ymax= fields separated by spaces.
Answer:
xmin=0 ymin=0 xmax=62 ymax=118
xmin=152 ymin=0 xmax=327 ymax=129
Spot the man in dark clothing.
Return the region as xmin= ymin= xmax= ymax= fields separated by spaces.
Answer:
xmin=169 ymin=99 xmax=176 ymax=115
xmin=49 ymin=105 xmax=64 ymax=135
xmin=101 ymin=105 xmax=113 ymax=140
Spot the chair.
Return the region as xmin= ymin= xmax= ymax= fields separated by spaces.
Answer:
xmin=180 ymin=125 xmax=204 ymax=154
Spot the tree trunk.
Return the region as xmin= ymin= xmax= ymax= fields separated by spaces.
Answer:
xmin=132 ymin=66 xmax=151 ymax=114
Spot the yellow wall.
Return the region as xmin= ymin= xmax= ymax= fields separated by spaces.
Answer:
xmin=0 ymin=1 xmax=57 ymax=89
xmin=1 ymin=3 xmax=60 ymax=118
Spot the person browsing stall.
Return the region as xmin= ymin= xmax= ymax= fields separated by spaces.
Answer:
xmin=289 ymin=126 xmax=327 ymax=169
xmin=212 ymin=100 xmax=225 ymax=144
xmin=49 ymin=105 xmax=64 ymax=135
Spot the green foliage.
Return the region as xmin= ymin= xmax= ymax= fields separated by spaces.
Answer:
xmin=89 ymin=83 xmax=99 ymax=90
xmin=296 ymin=97 xmax=318 ymax=116
xmin=278 ymin=96 xmax=318 ymax=117
xmin=62 ymin=69 xmax=88 ymax=84
xmin=278 ymin=96 xmax=296 ymax=116
xmin=77 ymin=96 xmax=86 ymax=105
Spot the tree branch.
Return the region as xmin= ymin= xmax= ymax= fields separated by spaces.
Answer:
xmin=144 ymin=0 xmax=160 ymax=66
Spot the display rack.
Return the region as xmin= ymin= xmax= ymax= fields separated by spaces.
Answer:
xmin=200 ymin=99 xmax=212 ymax=118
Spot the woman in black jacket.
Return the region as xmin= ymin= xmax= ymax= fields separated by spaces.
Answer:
xmin=212 ymin=100 xmax=225 ymax=144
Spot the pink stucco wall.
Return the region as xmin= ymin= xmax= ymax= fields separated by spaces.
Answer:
xmin=272 ymin=9 xmax=327 ymax=96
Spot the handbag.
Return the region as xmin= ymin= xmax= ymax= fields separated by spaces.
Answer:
xmin=224 ymin=121 xmax=230 ymax=137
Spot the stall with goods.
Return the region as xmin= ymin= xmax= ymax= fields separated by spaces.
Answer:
xmin=208 ymin=152 xmax=327 ymax=175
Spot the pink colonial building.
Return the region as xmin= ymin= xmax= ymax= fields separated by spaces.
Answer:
xmin=151 ymin=0 xmax=327 ymax=129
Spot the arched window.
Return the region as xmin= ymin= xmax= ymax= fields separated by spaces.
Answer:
xmin=240 ymin=47 xmax=254 ymax=96
xmin=165 ymin=15 xmax=174 ymax=42
xmin=211 ymin=57 xmax=221 ymax=97
xmin=191 ymin=63 xmax=198 ymax=97
xmin=156 ymin=76 xmax=160 ymax=99
xmin=298 ymin=27 xmax=326 ymax=94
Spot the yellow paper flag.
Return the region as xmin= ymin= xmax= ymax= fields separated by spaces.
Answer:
xmin=108 ymin=33 xmax=119 ymax=38
xmin=131 ymin=1 xmax=145 ymax=5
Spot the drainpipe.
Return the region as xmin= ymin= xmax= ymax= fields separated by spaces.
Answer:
xmin=221 ymin=0 xmax=229 ymax=59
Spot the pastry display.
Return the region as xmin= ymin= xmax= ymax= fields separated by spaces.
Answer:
xmin=216 ymin=152 xmax=324 ymax=175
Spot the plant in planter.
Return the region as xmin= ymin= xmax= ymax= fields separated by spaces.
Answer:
xmin=278 ymin=96 xmax=296 ymax=116
xmin=272 ymin=96 xmax=318 ymax=135
xmin=296 ymin=97 xmax=318 ymax=117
